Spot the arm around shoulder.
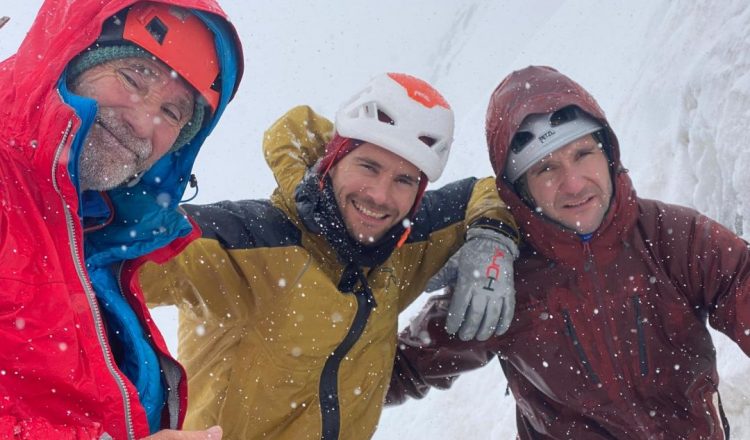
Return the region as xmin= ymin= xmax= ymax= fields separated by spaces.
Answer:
xmin=386 ymin=293 xmax=500 ymax=405
xmin=262 ymin=105 xmax=334 ymax=196
xmin=464 ymin=177 xmax=519 ymax=244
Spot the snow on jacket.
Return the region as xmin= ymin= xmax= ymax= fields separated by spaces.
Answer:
xmin=0 ymin=0 xmax=243 ymax=438
xmin=139 ymin=105 xmax=518 ymax=440
xmin=387 ymin=66 xmax=750 ymax=439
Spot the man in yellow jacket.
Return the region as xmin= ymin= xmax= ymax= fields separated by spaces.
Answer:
xmin=140 ymin=73 xmax=519 ymax=439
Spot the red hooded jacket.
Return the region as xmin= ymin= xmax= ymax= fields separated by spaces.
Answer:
xmin=0 ymin=0 xmax=242 ymax=438
xmin=387 ymin=66 xmax=750 ymax=439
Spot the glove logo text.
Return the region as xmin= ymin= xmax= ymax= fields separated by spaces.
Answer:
xmin=483 ymin=248 xmax=506 ymax=291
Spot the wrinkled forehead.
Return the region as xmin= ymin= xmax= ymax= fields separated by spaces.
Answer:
xmin=531 ymin=133 xmax=601 ymax=165
xmin=93 ymin=56 xmax=196 ymax=106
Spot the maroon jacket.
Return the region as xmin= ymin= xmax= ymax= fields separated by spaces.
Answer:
xmin=387 ymin=66 xmax=750 ymax=439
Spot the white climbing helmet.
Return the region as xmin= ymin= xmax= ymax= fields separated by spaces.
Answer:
xmin=335 ymin=73 xmax=454 ymax=182
xmin=505 ymin=106 xmax=603 ymax=183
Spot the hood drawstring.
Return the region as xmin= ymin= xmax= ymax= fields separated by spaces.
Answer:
xmin=180 ymin=174 xmax=199 ymax=203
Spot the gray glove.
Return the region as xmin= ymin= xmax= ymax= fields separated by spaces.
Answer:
xmin=426 ymin=227 xmax=518 ymax=341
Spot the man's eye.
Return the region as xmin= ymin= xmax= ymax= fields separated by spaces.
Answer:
xmin=162 ymin=106 xmax=182 ymax=123
xmin=577 ymin=150 xmax=594 ymax=160
xmin=118 ymin=69 xmax=140 ymax=88
xmin=397 ymin=177 xmax=417 ymax=186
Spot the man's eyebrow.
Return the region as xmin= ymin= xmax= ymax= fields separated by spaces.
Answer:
xmin=355 ymin=157 xmax=382 ymax=169
xmin=397 ymin=172 xmax=420 ymax=184
xmin=129 ymin=62 xmax=158 ymax=77
xmin=129 ymin=61 xmax=195 ymax=118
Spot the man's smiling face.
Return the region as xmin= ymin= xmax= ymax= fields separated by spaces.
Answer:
xmin=71 ymin=56 xmax=195 ymax=191
xmin=328 ymin=142 xmax=421 ymax=245
xmin=524 ymin=134 xmax=613 ymax=234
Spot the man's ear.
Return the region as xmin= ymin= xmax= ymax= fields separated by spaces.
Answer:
xmin=514 ymin=175 xmax=536 ymax=208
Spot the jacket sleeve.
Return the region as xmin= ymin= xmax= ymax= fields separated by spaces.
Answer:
xmin=654 ymin=202 xmax=750 ymax=357
xmin=140 ymin=236 xmax=254 ymax=321
xmin=688 ymin=214 xmax=750 ymax=356
xmin=262 ymin=105 xmax=333 ymax=201
xmin=394 ymin=176 xmax=518 ymax=309
xmin=0 ymin=416 xmax=102 ymax=439
xmin=386 ymin=293 xmax=499 ymax=405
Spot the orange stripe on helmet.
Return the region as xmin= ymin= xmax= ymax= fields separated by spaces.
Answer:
xmin=123 ymin=2 xmax=220 ymax=112
xmin=387 ymin=72 xmax=450 ymax=109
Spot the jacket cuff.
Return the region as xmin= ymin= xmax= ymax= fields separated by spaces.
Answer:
xmin=469 ymin=217 xmax=520 ymax=245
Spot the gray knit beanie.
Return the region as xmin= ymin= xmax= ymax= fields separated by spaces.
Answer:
xmin=67 ymin=43 xmax=205 ymax=152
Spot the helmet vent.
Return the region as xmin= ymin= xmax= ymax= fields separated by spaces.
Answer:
xmin=377 ymin=110 xmax=395 ymax=125
xmin=419 ymin=136 xmax=437 ymax=147
xmin=145 ymin=17 xmax=168 ymax=45
xmin=509 ymin=131 xmax=534 ymax=153
xmin=550 ymin=106 xmax=578 ymax=127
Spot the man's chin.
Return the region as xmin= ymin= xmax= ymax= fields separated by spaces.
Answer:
xmin=347 ymin=227 xmax=384 ymax=246
xmin=79 ymin=173 xmax=132 ymax=192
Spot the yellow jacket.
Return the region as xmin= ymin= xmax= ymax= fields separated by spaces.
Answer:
xmin=140 ymin=106 xmax=517 ymax=440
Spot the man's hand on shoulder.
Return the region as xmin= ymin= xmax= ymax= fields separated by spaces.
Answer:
xmin=426 ymin=227 xmax=518 ymax=341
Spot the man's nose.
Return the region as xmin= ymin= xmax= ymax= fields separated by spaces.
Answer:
xmin=122 ymin=107 xmax=156 ymax=140
xmin=559 ymin=166 xmax=586 ymax=194
xmin=363 ymin=177 xmax=393 ymax=206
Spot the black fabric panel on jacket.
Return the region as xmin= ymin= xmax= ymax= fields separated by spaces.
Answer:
xmin=183 ymin=200 xmax=301 ymax=250
xmin=407 ymin=177 xmax=478 ymax=243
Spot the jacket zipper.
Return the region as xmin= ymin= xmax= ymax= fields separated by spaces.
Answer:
xmin=582 ymin=241 xmax=625 ymax=379
xmin=117 ymin=264 xmax=183 ymax=430
xmin=582 ymin=242 xmax=653 ymax=432
xmin=631 ymin=295 xmax=649 ymax=377
xmin=561 ymin=309 xmax=601 ymax=384
xmin=319 ymin=276 xmax=375 ymax=440
xmin=52 ymin=120 xmax=136 ymax=440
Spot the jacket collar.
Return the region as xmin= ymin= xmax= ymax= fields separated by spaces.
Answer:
xmin=294 ymin=170 xmax=404 ymax=276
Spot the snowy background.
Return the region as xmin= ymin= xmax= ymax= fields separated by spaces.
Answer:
xmin=3 ymin=0 xmax=749 ymax=438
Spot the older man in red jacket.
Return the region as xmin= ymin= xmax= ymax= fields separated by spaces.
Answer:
xmin=387 ymin=66 xmax=750 ymax=439
xmin=0 ymin=1 xmax=242 ymax=438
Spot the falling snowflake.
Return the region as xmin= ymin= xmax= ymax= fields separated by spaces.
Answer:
xmin=156 ymin=192 xmax=172 ymax=208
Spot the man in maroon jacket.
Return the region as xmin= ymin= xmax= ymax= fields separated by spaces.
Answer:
xmin=387 ymin=65 xmax=750 ymax=439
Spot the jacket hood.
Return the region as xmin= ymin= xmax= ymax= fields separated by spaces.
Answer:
xmin=0 ymin=0 xmax=244 ymax=263
xmin=485 ymin=66 xmax=638 ymax=266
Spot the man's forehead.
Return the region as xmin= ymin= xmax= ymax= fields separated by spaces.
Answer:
xmin=533 ymin=134 xmax=599 ymax=164
xmin=105 ymin=56 xmax=195 ymax=100
xmin=110 ymin=56 xmax=174 ymax=80
xmin=350 ymin=143 xmax=420 ymax=172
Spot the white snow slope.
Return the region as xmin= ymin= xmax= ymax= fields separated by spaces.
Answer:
xmin=2 ymin=1 xmax=749 ymax=438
